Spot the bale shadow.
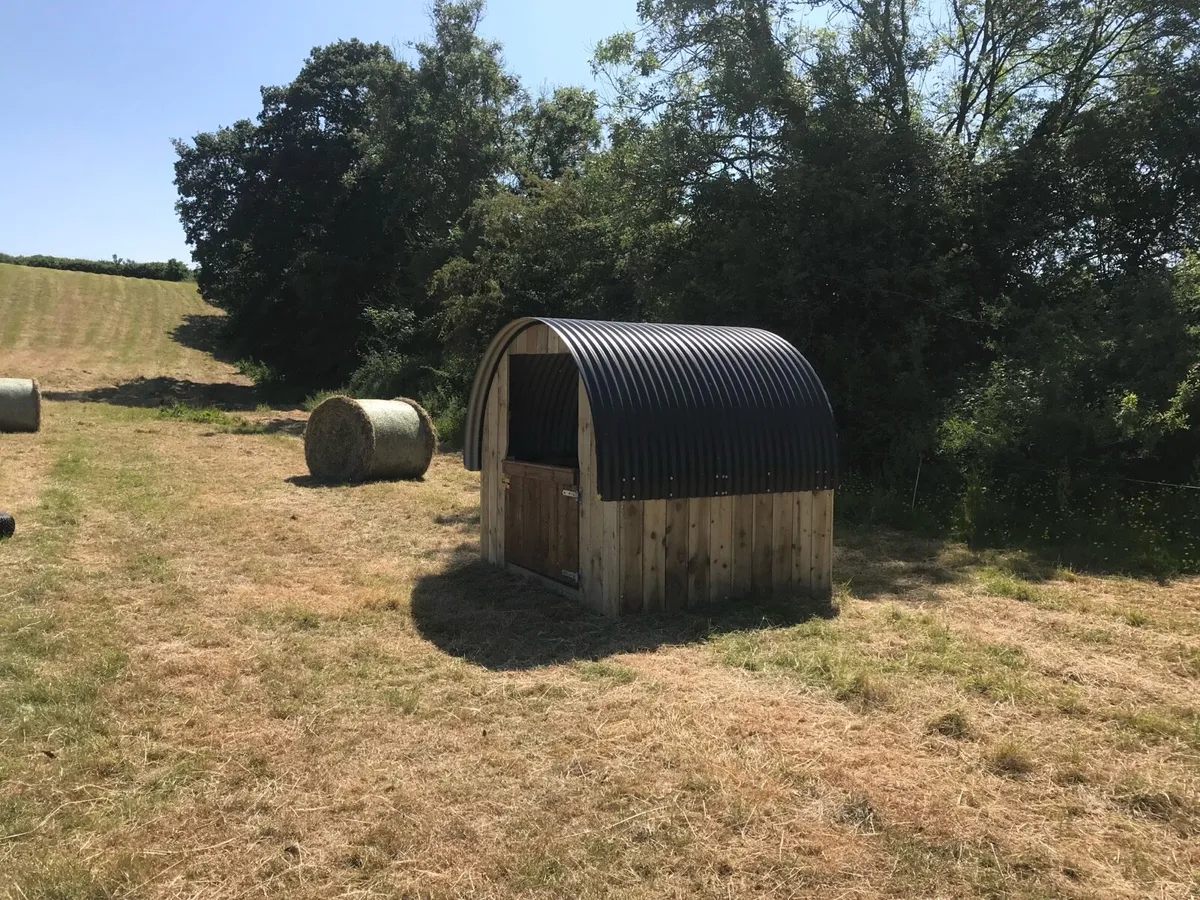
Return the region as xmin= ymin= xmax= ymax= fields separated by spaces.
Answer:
xmin=410 ymin=545 xmax=835 ymax=671
xmin=44 ymin=376 xmax=266 ymax=411
xmin=197 ymin=417 xmax=307 ymax=438
xmin=285 ymin=474 xmax=427 ymax=489
xmin=249 ymin=418 xmax=307 ymax=436
xmin=170 ymin=313 xmax=240 ymax=364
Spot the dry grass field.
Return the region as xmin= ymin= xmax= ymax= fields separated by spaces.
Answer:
xmin=1 ymin=264 xmax=1198 ymax=899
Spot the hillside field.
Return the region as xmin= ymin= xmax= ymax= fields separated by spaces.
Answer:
xmin=0 ymin=264 xmax=1197 ymax=899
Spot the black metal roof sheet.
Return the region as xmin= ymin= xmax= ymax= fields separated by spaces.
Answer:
xmin=463 ymin=318 xmax=838 ymax=501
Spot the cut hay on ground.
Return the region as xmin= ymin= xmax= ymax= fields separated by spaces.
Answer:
xmin=0 ymin=377 xmax=40 ymax=432
xmin=304 ymin=396 xmax=437 ymax=483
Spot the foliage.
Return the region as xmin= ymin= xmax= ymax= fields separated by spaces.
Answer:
xmin=0 ymin=253 xmax=192 ymax=282
xmin=175 ymin=0 xmax=1200 ymax=572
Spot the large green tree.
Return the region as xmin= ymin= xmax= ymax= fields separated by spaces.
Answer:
xmin=174 ymin=2 xmax=515 ymax=388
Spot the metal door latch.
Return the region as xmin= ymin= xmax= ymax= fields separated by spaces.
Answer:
xmin=562 ymin=487 xmax=580 ymax=501
xmin=562 ymin=570 xmax=580 ymax=584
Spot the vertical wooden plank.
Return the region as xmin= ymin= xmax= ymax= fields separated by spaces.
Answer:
xmin=534 ymin=323 xmax=549 ymax=354
xmin=752 ymin=492 xmax=774 ymax=594
xmin=663 ymin=499 xmax=689 ymax=612
xmin=731 ymin=495 xmax=754 ymax=598
xmin=602 ymin=501 xmax=622 ymax=617
xmin=687 ymin=497 xmax=710 ymax=608
xmin=546 ymin=473 xmax=560 ymax=579
xmin=620 ymin=501 xmax=644 ymax=613
xmin=811 ymin=490 xmax=832 ymax=599
xmin=505 ymin=472 xmax=523 ymax=568
xmin=480 ymin=451 xmax=493 ymax=561
xmin=481 ymin=372 xmax=499 ymax=563
xmin=709 ymin=495 xmax=733 ymax=602
xmin=521 ymin=327 xmax=539 ymax=354
xmin=494 ymin=355 xmax=508 ymax=563
xmin=546 ymin=330 xmax=565 ymax=354
xmin=795 ymin=491 xmax=814 ymax=595
xmin=564 ymin=486 xmax=580 ymax=584
xmin=578 ymin=380 xmax=602 ymax=612
xmin=479 ymin=379 xmax=493 ymax=563
xmin=642 ymin=499 xmax=667 ymax=612
xmin=827 ymin=492 xmax=835 ymax=595
xmin=811 ymin=494 xmax=830 ymax=600
xmin=773 ymin=492 xmax=795 ymax=594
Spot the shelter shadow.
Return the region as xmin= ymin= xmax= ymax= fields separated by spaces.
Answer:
xmin=410 ymin=545 xmax=835 ymax=671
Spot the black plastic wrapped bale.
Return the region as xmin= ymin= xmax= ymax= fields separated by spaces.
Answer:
xmin=0 ymin=512 xmax=14 ymax=540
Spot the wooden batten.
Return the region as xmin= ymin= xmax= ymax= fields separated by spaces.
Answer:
xmin=812 ymin=490 xmax=834 ymax=599
xmin=752 ymin=492 xmax=773 ymax=592
xmin=795 ymin=491 xmax=814 ymax=593
xmin=642 ymin=499 xmax=667 ymax=612
xmin=663 ymin=499 xmax=689 ymax=611
xmin=578 ymin=380 xmax=603 ymax=614
xmin=709 ymin=495 xmax=734 ymax=602
xmin=687 ymin=497 xmax=711 ymax=608
xmin=601 ymin=500 xmax=622 ymax=617
xmin=620 ymin=500 xmax=644 ymax=613
xmin=772 ymin=492 xmax=795 ymax=593
xmin=732 ymin=495 xmax=754 ymax=597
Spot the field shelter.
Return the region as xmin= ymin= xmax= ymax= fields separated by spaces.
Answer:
xmin=463 ymin=318 xmax=838 ymax=617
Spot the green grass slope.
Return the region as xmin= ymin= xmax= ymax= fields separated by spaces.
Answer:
xmin=0 ymin=262 xmax=233 ymax=389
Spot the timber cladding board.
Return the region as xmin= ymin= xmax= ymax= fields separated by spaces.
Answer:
xmin=642 ymin=499 xmax=667 ymax=612
xmin=709 ymin=495 xmax=734 ymax=603
xmin=752 ymin=492 xmax=774 ymax=592
xmin=773 ymin=492 xmax=796 ymax=592
xmin=663 ymin=499 xmax=689 ymax=611
xmin=578 ymin=380 xmax=604 ymax=614
xmin=687 ymin=497 xmax=711 ymax=609
xmin=732 ymin=495 xmax=754 ymax=597
xmin=620 ymin=500 xmax=644 ymax=614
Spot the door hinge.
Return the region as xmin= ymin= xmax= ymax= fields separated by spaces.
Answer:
xmin=562 ymin=570 xmax=580 ymax=584
xmin=562 ymin=487 xmax=580 ymax=502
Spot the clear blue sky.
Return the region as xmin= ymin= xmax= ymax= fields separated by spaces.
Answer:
xmin=0 ymin=0 xmax=638 ymax=263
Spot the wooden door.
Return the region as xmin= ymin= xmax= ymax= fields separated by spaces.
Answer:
xmin=502 ymin=460 xmax=581 ymax=587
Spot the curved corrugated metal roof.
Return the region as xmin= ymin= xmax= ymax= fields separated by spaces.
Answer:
xmin=464 ymin=318 xmax=838 ymax=501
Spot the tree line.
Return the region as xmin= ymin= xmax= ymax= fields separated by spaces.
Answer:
xmin=174 ymin=0 xmax=1200 ymax=572
xmin=0 ymin=253 xmax=193 ymax=282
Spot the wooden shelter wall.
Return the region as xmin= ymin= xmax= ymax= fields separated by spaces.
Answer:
xmin=481 ymin=321 xmax=835 ymax=617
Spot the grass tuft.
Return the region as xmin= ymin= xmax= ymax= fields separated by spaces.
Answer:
xmin=986 ymin=740 xmax=1036 ymax=777
xmin=302 ymin=389 xmax=347 ymax=412
xmin=977 ymin=567 xmax=1047 ymax=604
xmin=1111 ymin=780 xmax=1199 ymax=836
xmin=926 ymin=710 xmax=973 ymax=740
xmin=574 ymin=660 xmax=638 ymax=684
xmin=835 ymin=794 xmax=883 ymax=833
xmin=1122 ymin=608 xmax=1150 ymax=628
xmin=156 ymin=402 xmax=242 ymax=426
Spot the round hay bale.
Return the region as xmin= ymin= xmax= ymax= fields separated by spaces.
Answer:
xmin=304 ymin=396 xmax=437 ymax=483
xmin=0 ymin=512 xmax=14 ymax=540
xmin=0 ymin=378 xmax=41 ymax=433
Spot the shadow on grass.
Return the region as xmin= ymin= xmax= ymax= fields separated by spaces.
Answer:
xmin=170 ymin=313 xmax=240 ymax=364
xmin=834 ymin=529 xmax=977 ymax=602
xmin=410 ymin=545 xmax=836 ymax=671
xmin=285 ymin=474 xmax=427 ymax=489
xmin=210 ymin=417 xmax=307 ymax=437
xmin=44 ymin=376 xmax=270 ymax=411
